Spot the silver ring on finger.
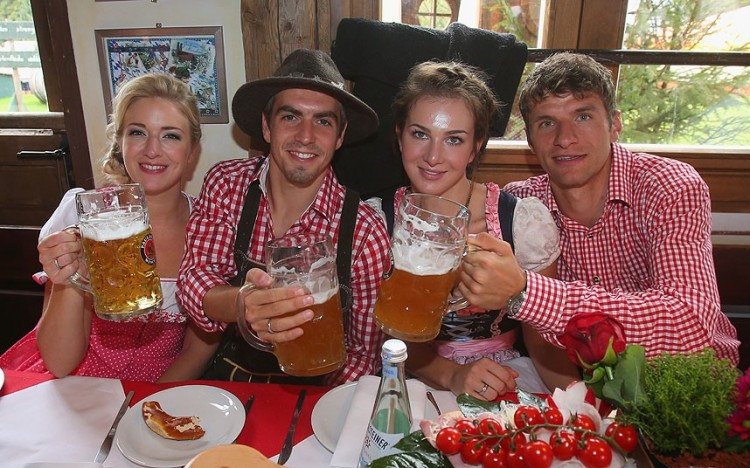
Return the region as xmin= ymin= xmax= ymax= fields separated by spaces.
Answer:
xmin=266 ymin=318 xmax=276 ymax=334
xmin=478 ymin=383 xmax=489 ymax=395
xmin=54 ymin=258 xmax=61 ymax=270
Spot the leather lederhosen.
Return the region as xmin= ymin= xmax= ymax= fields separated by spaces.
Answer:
xmin=202 ymin=165 xmax=360 ymax=384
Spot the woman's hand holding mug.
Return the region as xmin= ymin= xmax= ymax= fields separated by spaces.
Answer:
xmin=38 ymin=229 xmax=84 ymax=285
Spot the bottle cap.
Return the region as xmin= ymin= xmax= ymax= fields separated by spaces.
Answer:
xmin=382 ymin=338 xmax=407 ymax=363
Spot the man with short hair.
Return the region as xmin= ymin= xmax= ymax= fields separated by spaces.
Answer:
xmin=460 ymin=52 xmax=739 ymax=364
xmin=178 ymin=49 xmax=390 ymax=384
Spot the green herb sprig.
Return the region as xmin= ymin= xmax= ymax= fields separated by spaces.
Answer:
xmin=621 ymin=349 xmax=739 ymax=456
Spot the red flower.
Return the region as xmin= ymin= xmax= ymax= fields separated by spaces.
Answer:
xmin=735 ymin=368 xmax=750 ymax=405
xmin=559 ymin=313 xmax=645 ymax=413
xmin=727 ymin=403 xmax=750 ymax=440
xmin=727 ymin=368 xmax=750 ymax=443
xmin=560 ymin=313 xmax=627 ymax=369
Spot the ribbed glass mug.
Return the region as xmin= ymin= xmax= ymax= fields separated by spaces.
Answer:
xmin=374 ymin=193 xmax=470 ymax=342
xmin=71 ymin=184 xmax=162 ymax=320
xmin=236 ymin=234 xmax=346 ymax=377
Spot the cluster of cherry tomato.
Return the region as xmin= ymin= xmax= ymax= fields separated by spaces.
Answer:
xmin=433 ymin=405 xmax=638 ymax=468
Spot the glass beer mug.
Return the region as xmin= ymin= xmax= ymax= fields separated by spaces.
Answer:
xmin=70 ymin=184 xmax=163 ymax=320
xmin=236 ymin=234 xmax=346 ymax=377
xmin=374 ymin=193 xmax=470 ymax=342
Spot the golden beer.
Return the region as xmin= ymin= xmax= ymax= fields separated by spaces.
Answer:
xmin=374 ymin=193 xmax=469 ymax=341
xmin=236 ymin=235 xmax=347 ymax=377
xmin=375 ymin=267 xmax=457 ymax=342
xmin=79 ymin=208 xmax=162 ymax=320
xmin=274 ymin=289 xmax=345 ymax=376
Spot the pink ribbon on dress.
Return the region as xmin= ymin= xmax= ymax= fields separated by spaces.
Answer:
xmin=433 ymin=329 xmax=518 ymax=361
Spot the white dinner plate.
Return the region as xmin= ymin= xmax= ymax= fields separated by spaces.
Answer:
xmin=0 ymin=367 xmax=5 ymax=391
xmin=310 ymin=382 xmax=357 ymax=452
xmin=311 ymin=382 xmax=441 ymax=453
xmin=115 ymin=385 xmax=244 ymax=467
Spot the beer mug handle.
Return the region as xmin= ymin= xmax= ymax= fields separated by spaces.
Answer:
xmin=235 ymin=282 xmax=275 ymax=353
xmin=447 ymin=289 xmax=470 ymax=313
xmin=63 ymin=225 xmax=93 ymax=293
xmin=447 ymin=237 xmax=480 ymax=312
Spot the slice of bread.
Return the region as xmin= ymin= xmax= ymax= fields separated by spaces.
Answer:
xmin=142 ymin=401 xmax=206 ymax=440
xmin=185 ymin=444 xmax=282 ymax=467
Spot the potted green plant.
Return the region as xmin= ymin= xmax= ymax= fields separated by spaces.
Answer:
xmin=561 ymin=313 xmax=749 ymax=466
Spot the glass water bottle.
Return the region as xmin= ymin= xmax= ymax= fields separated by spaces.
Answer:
xmin=358 ymin=339 xmax=413 ymax=467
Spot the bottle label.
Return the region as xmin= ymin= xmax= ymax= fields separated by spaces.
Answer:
xmin=359 ymin=423 xmax=406 ymax=466
xmin=382 ymin=364 xmax=397 ymax=379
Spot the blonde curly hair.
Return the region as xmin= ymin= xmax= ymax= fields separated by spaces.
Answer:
xmin=101 ymin=73 xmax=202 ymax=185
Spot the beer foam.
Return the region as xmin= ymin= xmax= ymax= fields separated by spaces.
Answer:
xmin=80 ymin=208 xmax=149 ymax=242
xmin=392 ymin=241 xmax=458 ymax=275
xmin=391 ymin=213 xmax=465 ymax=276
xmin=311 ymin=287 xmax=338 ymax=305
xmin=270 ymin=257 xmax=338 ymax=302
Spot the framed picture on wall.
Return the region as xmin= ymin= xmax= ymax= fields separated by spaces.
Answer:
xmin=95 ymin=26 xmax=228 ymax=123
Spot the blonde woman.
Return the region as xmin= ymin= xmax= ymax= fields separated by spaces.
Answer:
xmin=0 ymin=74 xmax=219 ymax=382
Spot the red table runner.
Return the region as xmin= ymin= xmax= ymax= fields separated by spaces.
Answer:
xmin=1 ymin=369 xmax=330 ymax=458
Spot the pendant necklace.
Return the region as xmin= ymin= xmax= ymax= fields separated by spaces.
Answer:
xmin=465 ymin=178 xmax=475 ymax=208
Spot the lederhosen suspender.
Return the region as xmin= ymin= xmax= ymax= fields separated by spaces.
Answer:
xmin=204 ymin=162 xmax=360 ymax=385
xmin=232 ymin=179 xmax=358 ymax=314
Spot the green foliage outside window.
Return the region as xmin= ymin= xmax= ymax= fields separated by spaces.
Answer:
xmin=618 ymin=0 xmax=750 ymax=145
xmin=0 ymin=0 xmax=32 ymax=21
xmin=488 ymin=0 xmax=750 ymax=146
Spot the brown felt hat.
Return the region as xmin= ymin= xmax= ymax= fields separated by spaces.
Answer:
xmin=232 ymin=48 xmax=378 ymax=145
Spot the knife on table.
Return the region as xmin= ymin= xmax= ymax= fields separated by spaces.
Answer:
xmin=94 ymin=390 xmax=134 ymax=463
xmin=277 ymin=389 xmax=306 ymax=465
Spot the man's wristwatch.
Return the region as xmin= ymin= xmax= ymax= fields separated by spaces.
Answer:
xmin=506 ymin=271 xmax=528 ymax=318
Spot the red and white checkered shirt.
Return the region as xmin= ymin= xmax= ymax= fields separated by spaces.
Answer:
xmin=505 ymin=143 xmax=739 ymax=365
xmin=178 ymin=156 xmax=391 ymax=384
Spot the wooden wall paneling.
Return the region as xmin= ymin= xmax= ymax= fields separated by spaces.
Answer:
xmin=542 ymin=0 xmax=582 ymax=48
xmin=31 ymin=0 xmax=92 ymax=188
xmin=0 ymin=132 xmax=68 ymax=225
xmin=279 ymin=0 xmax=316 ymax=58
xmin=0 ymin=227 xmax=44 ymax=354
xmin=348 ymin=0 xmax=379 ymax=21
xmin=330 ymin=0 xmax=347 ymax=40
xmin=713 ymin=243 xmax=750 ymax=370
xmin=331 ymin=0 xmax=378 ymax=43
xmin=241 ymin=0 xmax=283 ymax=81
xmin=240 ymin=0 xmax=336 ymax=78
xmin=578 ymin=0 xmax=626 ymax=48
xmin=475 ymin=149 xmax=544 ymax=188
xmin=481 ymin=145 xmax=750 ymax=213
xmin=317 ymin=0 xmax=333 ymax=53
xmin=669 ymin=153 xmax=750 ymax=213
xmin=713 ymin=245 xmax=750 ymax=306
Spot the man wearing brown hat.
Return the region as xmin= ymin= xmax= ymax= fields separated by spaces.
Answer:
xmin=178 ymin=49 xmax=390 ymax=385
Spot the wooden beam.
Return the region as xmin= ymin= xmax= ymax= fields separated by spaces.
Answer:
xmin=31 ymin=0 xmax=93 ymax=189
xmin=0 ymin=112 xmax=65 ymax=130
xmin=542 ymin=0 xmax=583 ymax=48
xmin=527 ymin=49 xmax=750 ymax=66
xmin=579 ymin=0 xmax=627 ymax=49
